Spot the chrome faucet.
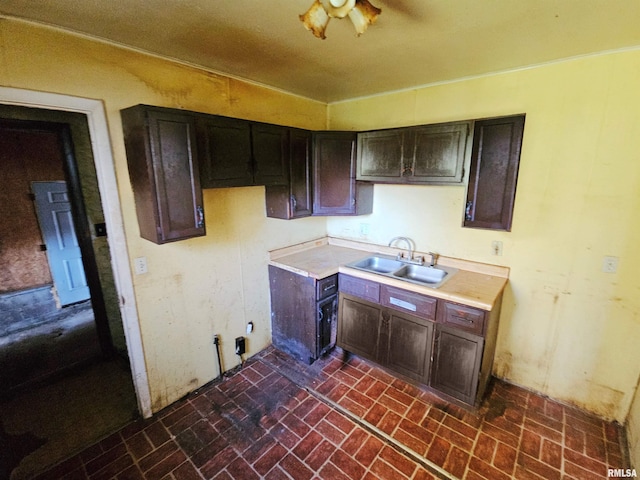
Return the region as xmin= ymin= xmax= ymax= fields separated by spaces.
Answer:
xmin=388 ymin=236 xmax=422 ymax=264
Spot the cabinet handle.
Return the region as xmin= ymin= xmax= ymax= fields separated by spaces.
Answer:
xmin=465 ymin=201 xmax=473 ymax=221
xmin=452 ymin=315 xmax=474 ymax=325
xmin=196 ymin=205 xmax=204 ymax=228
xmin=323 ymin=284 xmax=336 ymax=292
xmin=318 ymin=308 xmax=324 ymax=322
xmin=290 ymin=195 xmax=297 ymax=211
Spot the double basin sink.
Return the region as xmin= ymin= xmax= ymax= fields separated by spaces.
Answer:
xmin=346 ymin=255 xmax=457 ymax=289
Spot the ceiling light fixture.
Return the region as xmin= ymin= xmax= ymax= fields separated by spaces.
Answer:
xmin=300 ymin=0 xmax=381 ymax=39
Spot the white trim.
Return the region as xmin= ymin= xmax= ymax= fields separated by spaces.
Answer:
xmin=0 ymin=86 xmax=152 ymax=418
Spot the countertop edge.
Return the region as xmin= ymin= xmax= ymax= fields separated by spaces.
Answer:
xmin=269 ymin=238 xmax=509 ymax=311
xmin=338 ymin=265 xmax=507 ymax=311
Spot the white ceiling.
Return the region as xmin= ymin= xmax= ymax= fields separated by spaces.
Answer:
xmin=2 ymin=1 xmax=640 ymax=103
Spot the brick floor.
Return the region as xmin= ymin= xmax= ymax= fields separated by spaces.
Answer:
xmin=34 ymin=346 xmax=629 ymax=479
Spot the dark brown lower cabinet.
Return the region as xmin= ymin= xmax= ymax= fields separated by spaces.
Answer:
xmin=338 ymin=273 xmax=501 ymax=408
xmin=338 ymin=294 xmax=433 ymax=383
xmin=383 ymin=310 xmax=433 ymax=384
xmin=430 ymin=325 xmax=484 ymax=406
xmin=269 ymin=266 xmax=338 ymax=364
xmin=338 ymin=295 xmax=382 ymax=363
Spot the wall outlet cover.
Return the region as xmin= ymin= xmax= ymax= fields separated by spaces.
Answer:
xmin=602 ymin=256 xmax=619 ymax=273
xmin=134 ymin=257 xmax=148 ymax=275
xmin=235 ymin=336 xmax=246 ymax=355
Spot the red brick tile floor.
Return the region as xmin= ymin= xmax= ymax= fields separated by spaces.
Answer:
xmin=35 ymin=346 xmax=630 ymax=479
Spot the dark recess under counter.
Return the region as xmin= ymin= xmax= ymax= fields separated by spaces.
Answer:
xmin=268 ymin=265 xmax=338 ymax=364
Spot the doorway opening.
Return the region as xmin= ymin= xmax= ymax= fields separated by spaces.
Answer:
xmin=0 ymin=116 xmax=116 ymax=390
xmin=0 ymin=109 xmax=139 ymax=479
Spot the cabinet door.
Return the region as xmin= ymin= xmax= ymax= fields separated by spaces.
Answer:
xmin=357 ymin=129 xmax=404 ymax=181
xmin=337 ymin=294 xmax=382 ymax=362
xmin=317 ymin=294 xmax=338 ymax=357
xmin=289 ymin=128 xmax=312 ymax=217
xmin=356 ymin=122 xmax=469 ymax=184
xmin=464 ymin=114 xmax=525 ymax=231
xmin=382 ymin=310 xmax=433 ymax=383
xmin=409 ymin=122 xmax=470 ymax=184
xmin=252 ymin=123 xmax=289 ymax=186
xmin=269 ymin=265 xmax=317 ymax=363
xmin=431 ymin=325 xmax=484 ymax=405
xmin=313 ymin=132 xmax=373 ymax=216
xmin=197 ymin=115 xmax=253 ymax=188
xmin=122 ymin=106 xmax=205 ymax=244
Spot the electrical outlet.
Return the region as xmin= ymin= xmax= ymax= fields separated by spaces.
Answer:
xmin=235 ymin=336 xmax=246 ymax=356
xmin=491 ymin=241 xmax=503 ymax=256
xmin=134 ymin=256 xmax=148 ymax=274
xmin=359 ymin=223 xmax=370 ymax=235
xmin=602 ymin=256 xmax=619 ymax=273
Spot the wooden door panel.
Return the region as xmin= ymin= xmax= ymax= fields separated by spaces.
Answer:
xmin=313 ymin=132 xmax=357 ymax=215
xmin=252 ymin=123 xmax=289 ymax=186
xmin=289 ymin=129 xmax=312 ymax=217
xmin=337 ymin=295 xmax=381 ymax=362
xmin=464 ymin=115 xmax=525 ymax=231
xmin=197 ymin=116 xmax=252 ymax=188
xmin=357 ymin=129 xmax=403 ymax=179
xmin=385 ymin=311 xmax=433 ymax=383
xmin=412 ymin=123 xmax=468 ymax=182
xmin=431 ymin=326 xmax=484 ymax=405
xmin=151 ymin=114 xmax=203 ymax=239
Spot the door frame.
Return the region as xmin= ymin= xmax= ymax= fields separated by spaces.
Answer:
xmin=0 ymin=87 xmax=152 ymax=418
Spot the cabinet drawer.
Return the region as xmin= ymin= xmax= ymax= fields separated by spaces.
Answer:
xmin=381 ymin=285 xmax=436 ymax=320
xmin=437 ymin=301 xmax=486 ymax=336
xmin=317 ymin=274 xmax=338 ymax=300
xmin=339 ymin=274 xmax=380 ymax=303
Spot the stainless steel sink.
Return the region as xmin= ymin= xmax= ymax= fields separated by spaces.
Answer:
xmin=346 ymin=255 xmax=457 ymax=288
xmin=350 ymin=256 xmax=404 ymax=273
xmin=392 ymin=264 xmax=448 ymax=284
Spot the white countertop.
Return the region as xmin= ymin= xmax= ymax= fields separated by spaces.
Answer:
xmin=269 ymin=237 xmax=509 ymax=311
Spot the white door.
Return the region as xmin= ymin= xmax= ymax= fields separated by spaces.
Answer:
xmin=32 ymin=181 xmax=90 ymax=306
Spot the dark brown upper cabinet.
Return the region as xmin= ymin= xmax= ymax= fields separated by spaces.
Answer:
xmin=357 ymin=121 xmax=471 ymax=184
xmin=251 ymin=122 xmax=289 ymax=186
xmin=121 ymin=105 xmax=205 ymax=244
xmin=265 ymin=128 xmax=313 ymax=219
xmin=464 ymin=114 xmax=525 ymax=231
xmin=196 ymin=115 xmax=252 ymax=187
xmin=197 ymin=116 xmax=288 ymax=188
xmin=313 ymin=131 xmax=373 ymax=216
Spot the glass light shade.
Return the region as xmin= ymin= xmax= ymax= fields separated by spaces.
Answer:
xmin=300 ymin=0 xmax=331 ymax=39
xmin=348 ymin=0 xmax=381 ymax=35
xmin=320 ymin=0 xmax=356 ymax=18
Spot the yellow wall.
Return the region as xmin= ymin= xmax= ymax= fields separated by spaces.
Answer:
xmin=628 ymin=384 xmax=640 ymax=469
xmin=3 ymin=16 xmax=640 ymax=428
xmin=328 ymin=50 xmax=640 ymax=422
xmin=0 ymin=18 xmax=328 ymax=411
